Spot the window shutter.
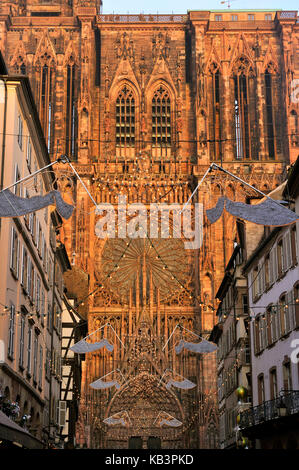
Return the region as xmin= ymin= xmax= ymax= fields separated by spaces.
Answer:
xmin=36 ymin=220 xmax=40 ymax=249
xmin=291 ymin=227 xmax=297 ymax=266
xmin=8 ymin=304 xmax=15 ymax=357
xmin=269 ymin=250 xmax=274 ymax=285
xmin=27 ymin=136 xmax=31 ymax=169
xmin=294 ymin=286 xmax=299 ymax=328
xmin=21 ymin=246 xmax=25 ymax=286
xmin=254 ymin=319 xmax=260 ymax=354
xmin=275 ymin=304 xmax=281 ymax=339
xmin=284 ymin=232 xmax=292 ymax=271
xmin=266 ymin=310 xmax=272 ymax=345
xmin=32 ymin=269 xmax=36 ymax=303
xmin=287 ymin=290 xmax=295 ymax=331
xmin=262 ymin=316 xmax=267 ymax=349
xmin=16 ymin=238 xmax=20 ymax=278
xmin=280 ymin=301 xmax=285 ymax=337
xmin=271 ymin=307 xmax=276 ymax=343
xmin=273 ymin=247 xmax=278 ymax=281
xmin=258 ymin=264 xmax=262 ymax=295
xmin=259 ymin=259 xmax=265 ymax=295
xmin=27 ymin=326 xmax=32 ymax=374
xmin=58 ymin=401 xmax=67 ymax=427
xmin=281 ymin=235 xmax=287 ymax=273
xmin=10 ymin=227 xmax=15 ymax=270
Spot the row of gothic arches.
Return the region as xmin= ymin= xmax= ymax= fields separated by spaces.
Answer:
xmin=9 ymin=48 xmax=293 ymax=162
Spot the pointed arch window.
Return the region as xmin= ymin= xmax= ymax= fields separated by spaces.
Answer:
xmin=152 ymin=86 xmax=171 ymax=158
xmin=36 ymin=56 xmax=55 ymax=154
xmin=232 ymin=57 xmax=258 ymax=160
xmin=116 ymin=85 xmax=135 ymax=156
xmin=265 ymin=67 xmax=276 ymax=159
xmin=208 ymin=65 xmax=221 ymax=161
xmin=66 ymin=63 xmax=78 ymax=161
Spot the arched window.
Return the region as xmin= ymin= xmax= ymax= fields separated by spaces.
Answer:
xmin=36 ymin=54 xmax=55 ymax=154
xmin=265 ymin=67 xmax=275 ymax=159
xmin=234 ymin=74 xmax=249 ymax=159
xmin=116 ymin=85 xmax=135 ymax=157
xmin=232 ymin=57 xmax=258 ymax=160
xmin=152 ymin=86 xmax=171 ymax=158
xmin=208 ymin=65 xmax=221 ymax=161
xmin=66 ymin=63 xmax=78 ymax=161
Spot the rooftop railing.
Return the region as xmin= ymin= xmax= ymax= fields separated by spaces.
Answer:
xmin=97 ymin=14 xmax=188 ymax=23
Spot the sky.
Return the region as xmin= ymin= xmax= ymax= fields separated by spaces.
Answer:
xmin=101 ymin=0 xmax=298 ymax=14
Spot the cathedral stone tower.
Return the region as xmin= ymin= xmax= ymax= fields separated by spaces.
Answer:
xmin=1 ymin=2 xmax=298 ymax=448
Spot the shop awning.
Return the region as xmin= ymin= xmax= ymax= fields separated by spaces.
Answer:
xmin=0 ymin=410 xmax=43 ymax=449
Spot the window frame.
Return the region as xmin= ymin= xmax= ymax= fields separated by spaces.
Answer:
xmin=17 ymin=114 xmax=23 ymax=150
xmin=19 ymin=312 xmax=25 ymax=369
xmin=26 ymin=136 xmax=32 ymax=171
xmin=10 ymin=226 xmax=20 ymax=279
xmin=269 ymin=367 xmax=278 ymax=400
xmin=115 ymin=85 xmax=136 ymax=155
xmin=33 ymin=332 xmax=38 ymax=384
xmin=151 ymin=86 xmax=172 ymax=157
xmin=27 ymin=323 xmax=33 ymax=376
xmin=7 ymin=304 xmax=16 ymax=360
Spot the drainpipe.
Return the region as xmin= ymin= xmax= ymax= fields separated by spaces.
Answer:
xmin=0 ymin=77 xmax=8 ymax=232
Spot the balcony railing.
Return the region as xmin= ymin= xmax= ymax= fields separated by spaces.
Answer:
xmin=239 ymin=391 xmax=299 ymax=430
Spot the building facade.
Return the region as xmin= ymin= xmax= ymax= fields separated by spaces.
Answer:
xmin=240 ymin=160 xmax=299 ymax=449
xmin=0 ymin=2 xmax=298 ymax=448
xmin=210 ymin=216 xmax=265 ymax=449
xmin=211 ymin=245 xmax=252 ymax=449
xmin=0 ymin=71 xmax=70 ymax=447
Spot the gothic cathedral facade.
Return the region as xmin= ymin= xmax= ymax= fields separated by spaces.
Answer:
xmin=1 ymin=1 xmax=298 ymax=448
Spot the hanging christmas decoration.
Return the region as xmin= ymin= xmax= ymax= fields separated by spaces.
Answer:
xmin=90 ymin=379 xmax=120 ymax=390
xmin=103 ymin=411 xmax=131 ymax=427
xmin=163 ymin=324 xmax=217 ymax=354
xmin=0 ymin=188 xmax=74 ymax=219
xmin=175 ymin=338 xmax=217 ymax=354
xmin=179 ymin=162 xmax=298 ymax=228
xmin=236 ymin=386 xmax=248 ymax=401
xmin=154 ymin=411 xmax=182 ymax=428
xmin=166 ymin=378 xmax=196 ymax=390
xmin=71 ymin=322 xmax=124 ymax=354
xmin=89 ymin=369 xmax=126 ymax=390
xmin=158 ymin=369 xmax=196 ymax=390
xmin=71 ymin=337 xmax=114 ymax=354
xmin=206 ymin=196 xmax=298 ymax=226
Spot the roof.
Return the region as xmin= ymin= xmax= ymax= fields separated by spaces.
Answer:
xmin=283 ymin=156 xmax=299 ymax=200
xmin=215 ymin=271 xmax=233 ymax=300
xmin=0 ymin=410 xmax=43 ymax=449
